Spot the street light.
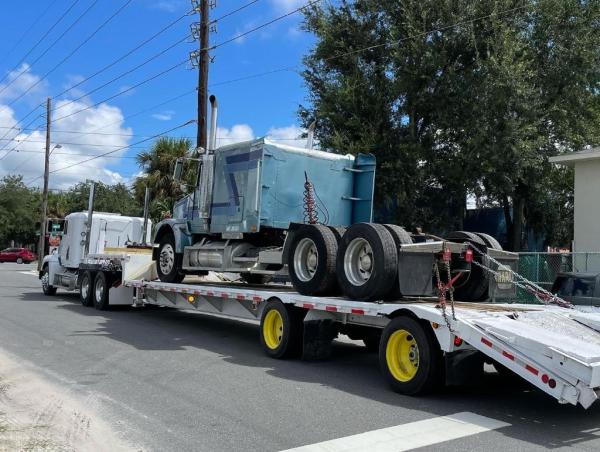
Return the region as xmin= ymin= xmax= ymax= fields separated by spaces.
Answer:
xmin=49 ymin=144 xmax=62 ymax=155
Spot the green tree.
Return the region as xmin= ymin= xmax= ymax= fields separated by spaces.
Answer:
xmin=0 ymin=175 xmax=39 ymax=248
xmin=133 ymin=137 xmax=195 ymax=223
xmin=301 ymin=0 xmax=600 ymax=250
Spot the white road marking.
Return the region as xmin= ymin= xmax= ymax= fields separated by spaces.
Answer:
xmin=19 ymin=271 xmax=38 ymax=276
xmin=281 ymin=412 xmax=510 ymax=452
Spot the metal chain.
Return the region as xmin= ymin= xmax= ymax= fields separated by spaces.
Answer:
xmin=445 ymin=259 xmax=457 ymax=321
xmin=434 ymin=261 xmax=455 ymax=333
xmin=469 ymin=244 xmax=572 ymax=309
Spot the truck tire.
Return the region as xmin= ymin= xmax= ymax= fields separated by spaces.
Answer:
xmin=383 ymin=224 xmax=413 ymax=247
xmin=380 ymin=316 xmax=443 ymax=395
xmin=288 ymin=225 xmax=338 ymax=296
xmin=93 ymin=271 xmax=110 ymax=311
xmin=336 ymin=223 xmax=397 ymax=301
xmin=383 ymin=224 xmax=413 ymax=298
xmin=363 ymin=331 xmax=381 ymax=352
xmin=328 ymin=226 xmax=346 ymax=243
xmin=445 ymin=231 xmax=489 ymax=301
xmin=260 ymin=300 xmax=304 ymax=359
xmin=79 ymin=270 xmax=94 ymax=307
xmin=41 ymin=266 xmax=57 ymax=296
xmin=157 ymin=233 xmax=185 ymax=284
xmin=474 ymin=232 xmax=502 ymax=250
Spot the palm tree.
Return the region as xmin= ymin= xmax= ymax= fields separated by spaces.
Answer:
xmin=133 ymin=137 xmax=194 ymax=222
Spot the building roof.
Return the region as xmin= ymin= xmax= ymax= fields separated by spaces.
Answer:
xmin=549 ymin=147 xmax=600 ymax=166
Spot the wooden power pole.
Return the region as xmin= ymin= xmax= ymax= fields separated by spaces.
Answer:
xmin=196 ymin=0 xmax=210 ymax=150
xmin=38 ymin=97 xmax=51 ymax=271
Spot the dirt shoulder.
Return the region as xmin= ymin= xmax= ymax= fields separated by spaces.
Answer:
xmin=0 ymin=349 xmax=135 ymax=452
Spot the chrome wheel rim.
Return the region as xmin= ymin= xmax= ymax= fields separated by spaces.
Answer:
xmin=159 ymin=243 xmax=175 ymax=275
xmin=81 ymin=275 xmax=90 ymax=300
xmin=293 ymin=238 xmax=318 ymax=282
xmin=41 ymin=272 xmax=49 ymax=291
xmin=95 ymin=278 xmax=104 ymax=302
xmin=344 ymin=238 xmax=374 ymax=286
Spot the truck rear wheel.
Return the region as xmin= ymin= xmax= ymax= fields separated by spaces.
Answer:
xmin=260 ymin=300 xmax=304 ymax=359
xmin=79 ymin=270 xmax=94 ymax=307
xmin=157 ymin=233 xmax=185 ymax=284
xmin=380 ymin=316 xmax=443 ymax=395
xmin=93 ymin=272 xmax=110 ymax=311
xmin=446 ymin=231 xmax=490 ymax=301
xmin=288 ymin=225 xmax=338 ymax=296
xmin=336 ymin=223 xmax=397 ymax=301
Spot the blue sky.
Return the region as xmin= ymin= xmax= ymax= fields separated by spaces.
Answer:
xmin=0 ymin=0 xmax=316 ymax=188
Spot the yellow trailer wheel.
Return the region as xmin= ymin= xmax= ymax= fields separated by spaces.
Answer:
xmin=380 ymin=316 xmax=443 ymax=395
xmin=260 ymin=300 xmax=305 ymax=359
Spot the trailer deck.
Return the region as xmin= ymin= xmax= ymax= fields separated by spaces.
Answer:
xmin=124 ymin=278 xmax=600 ymax=409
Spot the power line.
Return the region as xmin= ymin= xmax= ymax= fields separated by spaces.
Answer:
xmin=52 ymin=59 xmax=188 ymax=124
xmin=0 ymin=103 xmax=44 ymax=143
xmin=1 ymin=139 xmax=149 ymax=149
xmin=1 ymin=0 xmax=59 ymax=64
xmin=0 ymin=0 xmax=92 ymax=99
xmin=27 ymin=119 xmax=196 ymax=184
xmin=7 ymin=0 xmax=135 ymax=108
xmin=0 ymin=113 xmax=44 ymax=161
xmin=52 ymin=10 xmax=193 ymax=100
xmin=209 ymin=0 xmax=321 ymax=51
xmin=52 ymin=34 xmax=190 ymax=114
xmin=212 ymin=0 xmax=261 ymax=23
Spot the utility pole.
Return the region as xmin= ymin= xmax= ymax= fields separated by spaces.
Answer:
xmin=196 ymin=0 xmax=210 ymax=150
xmin=37 ymin=97 xmax=51 ymax=271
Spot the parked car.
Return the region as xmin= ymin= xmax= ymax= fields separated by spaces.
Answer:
xmin=551 ymin=272 xmax=600 ymax=307
xmin=0 ymin=248 xmax=37 ymax=264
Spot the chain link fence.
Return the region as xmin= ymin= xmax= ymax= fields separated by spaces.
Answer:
xmin=516 ymin=252 xmax=600 ymax=303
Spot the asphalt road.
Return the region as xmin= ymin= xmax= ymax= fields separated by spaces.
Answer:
xmin=1 ymin=262 xmax=600 ymax=451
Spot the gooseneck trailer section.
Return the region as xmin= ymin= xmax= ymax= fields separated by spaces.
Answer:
xmin=122 ymin=273 xmax=600 ymax=409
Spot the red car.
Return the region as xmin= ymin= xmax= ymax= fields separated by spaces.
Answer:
xmin=0 ymin=248 xmax=37 ymax=264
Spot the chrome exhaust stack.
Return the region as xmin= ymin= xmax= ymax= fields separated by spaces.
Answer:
xmin=306 ymin=121 xmax=316 ymax=150
xmin=209 ymin=95 xmax=218 ymax=152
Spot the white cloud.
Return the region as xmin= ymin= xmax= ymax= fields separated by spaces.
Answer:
xmin=152 ymin=110 xmax=175 ymax=121
xmin=266 ymin=124 xmax=308 ymax=147
xmin=216 ymin=124 xmax=255 ymax=144
xmin=0 ymin=94 xmax=133 ymax=189
xmin=0 ymin=63 xmax=48 ymax=103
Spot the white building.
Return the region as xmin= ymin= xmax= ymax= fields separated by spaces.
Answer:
xmin=550 ymin=147 xmax=600 ymax=254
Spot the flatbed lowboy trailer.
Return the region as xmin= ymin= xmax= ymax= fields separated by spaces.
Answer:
xmin=123 ymin=276 xmax=600 ymax=409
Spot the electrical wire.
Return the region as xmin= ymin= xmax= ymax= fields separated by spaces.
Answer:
xmin=52 ymin=10 xmax=193 ymax=100
xmin=52 ymin=34 xmax=190 ymax=113
xmin=0 ymin=103 xmax=43 ymax=143
xmin=0 ymin=113 xmax=44 ymax=160
xmin=7 ymin=0 xmax=135 ymax=108
xmin=0 ymin=0 xmax=92 ymax=99
xmin=52 ymin=59 xmax=188 ymax=124
xmin=1 ymin=0 xmax=59 ymax=64
xmin=209 ymin=0 xmax=321 ymax=51
xmin=26 ymin=119 xmax=196 ymax=184
xmin=212 ymin=0 xmax=261 ymax=23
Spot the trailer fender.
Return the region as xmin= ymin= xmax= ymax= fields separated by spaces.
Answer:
xmin=152 ymin=219 xmax=192 ymax=259
xmin=302 ymin=309 xmax=338 ymax=361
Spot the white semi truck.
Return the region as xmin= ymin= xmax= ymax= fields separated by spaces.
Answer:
xmin=39 ymin=188 xmax=155 ymax=310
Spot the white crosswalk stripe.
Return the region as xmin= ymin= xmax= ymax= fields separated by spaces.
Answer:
xmin=281 ymin=412 xmax=510 ymax=452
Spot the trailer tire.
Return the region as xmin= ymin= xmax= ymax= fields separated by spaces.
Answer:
xmin=93 ymin=271 xmax=110 ymax=311
xmin=260 ymin=300 xmax=304 ymax=359
xmin=156 ymin=233 xmax=185 ymax=284
xmin=446 ymin=231 xmax=489 ymax=301
xmin=328 ymin=226 xmax=346 ymax=243
xmin=288 ymin=225 xmax=338 ymax=296
xmin=41 ymin=266 xmax=57 ymax=296
xmin=79 ymin=270 xmax=94 ymax=307
xmin=336 ymin=223 xmax=397 ymax=301
xmin=383 ymin=224 xmax=413 ymax=248
xmin=380 ymin=316 xmax=443 ymax=395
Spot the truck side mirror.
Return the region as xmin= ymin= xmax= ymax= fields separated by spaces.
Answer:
xmin=173 ymin=158 xmax=184 ymax=181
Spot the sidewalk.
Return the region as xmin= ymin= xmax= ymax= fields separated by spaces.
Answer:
xmin=0 ymin=349 xmax=134 ymax=452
